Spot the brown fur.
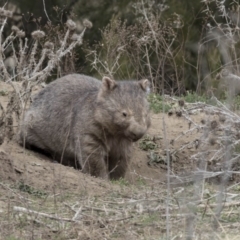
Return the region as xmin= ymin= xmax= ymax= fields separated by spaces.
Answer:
xmin=19 ymin=74 xmax=151 ymax=180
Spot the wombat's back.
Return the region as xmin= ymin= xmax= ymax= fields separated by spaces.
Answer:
xmin=31 ymin=74 xmax=100 ymax=108
xmin=20 ymin=74 xmax=100 ymax=158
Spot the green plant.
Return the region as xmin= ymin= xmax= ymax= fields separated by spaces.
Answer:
xmin=136 ymin=177 xmax=146 ymax=186
xmin=111 ymin=177 xmax=129 ymax=186
xmin=183 ymin=91 xmax=208 ymax=103
xmin=15 ymin=181 xmax=47 ymax=198
xmin=140 ymin=213 xmax=159 ymax=226
xmin=148 ymin=94 xmax=171 ymax=113
xmin=0 ymin=90 xmax=8 ymax=96
xmin=233 ymin=95 xmax=240 ymax=111
xmin=234 ymin=144 xmax=240 ymax=154
xmin=139 ymin=135 xmax=158 ymax=151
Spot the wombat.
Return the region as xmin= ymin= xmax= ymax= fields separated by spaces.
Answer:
xmin=19 ymin=74 xmax=151 ymax=180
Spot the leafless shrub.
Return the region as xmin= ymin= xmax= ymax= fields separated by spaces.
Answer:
xmin=196 ymin=0 xmax=240 ymax=95
xmin=0 ymin=6 xmax=91 ymax=144
xmin=86 ymin=0 xmax=184 ymax=94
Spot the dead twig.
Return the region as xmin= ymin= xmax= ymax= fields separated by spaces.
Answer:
xmin=13 ymin=206 xmax=79 ymax=222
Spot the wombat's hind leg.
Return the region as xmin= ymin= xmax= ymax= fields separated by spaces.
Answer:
xmin=19 ymin=126 xmax=51 ymax=156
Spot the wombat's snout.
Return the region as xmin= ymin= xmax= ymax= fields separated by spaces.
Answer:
xmin=128 ymin=128 xmax=146 ymax=142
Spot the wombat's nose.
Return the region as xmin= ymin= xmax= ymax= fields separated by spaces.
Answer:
xmin=130 ymin=130 xmax=145 ymax=142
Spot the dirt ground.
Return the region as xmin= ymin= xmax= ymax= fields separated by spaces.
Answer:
xmin=1 ymin=81 xmax=240 ymax=240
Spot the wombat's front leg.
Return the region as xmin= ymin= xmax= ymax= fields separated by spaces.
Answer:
xmin=108 ymin=146 xmax=131 ymax=180
xmin=107 ymin=140 xmax=132 ymax=180
xmin=108 ymin=157 xmax=128 ymax=180
xmin=78 ymin=136 xmax=108 ymax=179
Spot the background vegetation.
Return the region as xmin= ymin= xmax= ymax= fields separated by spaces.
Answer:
xmin=2 ymin=0 xmax=240 ymax=95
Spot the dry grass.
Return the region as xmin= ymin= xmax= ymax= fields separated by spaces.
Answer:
xmin=0 ymin=173 xmax=240 ymax=240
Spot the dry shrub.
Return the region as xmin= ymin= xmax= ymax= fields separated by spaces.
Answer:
xmin=197 ymin=0 xmax=240 ymax=96
xmin=0 ymin=7 xmax=92 ymax=145
xmin=87 ymin=0 xmax=184 ymax=94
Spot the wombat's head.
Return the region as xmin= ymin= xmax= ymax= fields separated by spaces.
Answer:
xmin=95 ymin=76 xmax=151 ymax=141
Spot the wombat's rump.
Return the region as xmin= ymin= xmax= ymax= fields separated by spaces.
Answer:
xmin=19 ymin=74 xmax=151 ymax=180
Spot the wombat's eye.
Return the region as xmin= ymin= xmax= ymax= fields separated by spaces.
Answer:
xmin=122 ymin=112 xmax=127 ymax=117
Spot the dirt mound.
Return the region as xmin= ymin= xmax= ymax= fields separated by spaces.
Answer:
xmin=1 ymin=141 xmax=123 ymax=196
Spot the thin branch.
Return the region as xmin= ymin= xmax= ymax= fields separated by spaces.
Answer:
xmin=14 ymin=206 xmax=79 ymax=222
xmin=42 ymin=0 xmax=51 ymax=22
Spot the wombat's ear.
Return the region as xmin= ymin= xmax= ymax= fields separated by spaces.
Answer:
xmin=102 ymin=76 xmax=117 ymax=91
xmin=139 ymin=79 xmax=150 ymax=93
